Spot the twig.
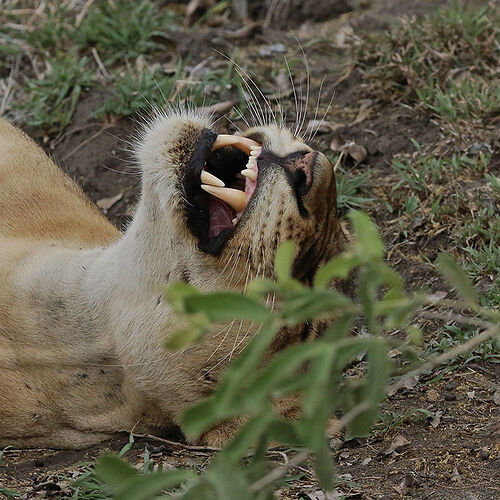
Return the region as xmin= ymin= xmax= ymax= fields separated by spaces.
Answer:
xmin=249 ymin=402 xmax=370 ymax=493
xmin=0 ymin=55 xmax=20 ymax=115
xmin=91 ymin=47 xmax=109 ymax=79
xmin=248 ymin=322 xmax=498 ymax=492
xmin=75 ymin=0 xmax=96 ymax=28
xmin=132 ymin=433 xmax=221 ymax=453
xmin=249 ymin=450 xmax=310 ymax=492
xmin=387 ymin=325 xmax=498 ymax=395
xmin=60 ymin=123 xmax=115 ymax=162
xmin=417 ymin=309 xmax=493 ymax=329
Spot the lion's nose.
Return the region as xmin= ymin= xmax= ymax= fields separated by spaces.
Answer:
xmin=283 ymin=151 xmax=317 ymax=196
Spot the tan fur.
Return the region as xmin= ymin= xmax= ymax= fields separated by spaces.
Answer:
xmin=0 ymin=111 xmax=349 ymax=449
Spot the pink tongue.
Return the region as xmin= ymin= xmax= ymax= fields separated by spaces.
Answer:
xmin=208 ymin=198 xmax=235 ymax=238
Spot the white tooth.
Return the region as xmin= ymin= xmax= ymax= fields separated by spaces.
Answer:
xmin=201 ymin=185 xmax=248 ymax=213
xmin=232 ymin=218 xmax=238 ymax=226
xmin=241 ymin=168 xmax=257 ymax=181
xmin=211 ymin=135 xmax=261 ymax=155
xmin=200 ymin=169 xmax=225 ymax=187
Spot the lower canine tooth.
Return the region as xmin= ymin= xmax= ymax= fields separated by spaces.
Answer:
xmin=241 ymin=169 xmax=257 ymax=181
xmin=201 ymin=185 xmax=248 ymax=212
xmin=200 ymin=170 xmax=225 ymax=187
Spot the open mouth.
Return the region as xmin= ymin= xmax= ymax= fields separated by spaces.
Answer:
xmin=183 ymin=132 xmax=262 ymax=254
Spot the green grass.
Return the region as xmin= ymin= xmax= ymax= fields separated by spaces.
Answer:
xmin=75 ymin=0 xmax=181 ymax=63
xmin=330 ymin=162 xmax=373 ymax=211
xmin=392 ymin=144 xmax=489 ymax=195
xmin=389 ymin=146 xmax=499 ymax=309
xmin=357 ymin=2 xmax=500 ymax=125
xmin=2 ymin=0 xmax=246 ymax=131
xmin=426 ymin=323 xmax=499 ymax=363
xmin=17 ymin=53 xmax=95 ymax=130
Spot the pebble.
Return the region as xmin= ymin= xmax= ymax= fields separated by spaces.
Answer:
xmin=426 ymin=389 xmax=439 ymax=402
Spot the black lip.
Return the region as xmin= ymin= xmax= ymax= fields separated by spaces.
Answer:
xmin=183 ymin=129 xmax=244 ymax=256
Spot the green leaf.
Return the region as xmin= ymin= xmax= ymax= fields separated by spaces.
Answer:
xmin=365 ymin=338 xmax=389 ymax=406
xmin=96 ymin=455 xmax=194 ymax=500
xmin=313 ymin=442 xmax=335 ymax=491
xmin=247 ymin=278 xmax=278 ymax=298
xmin=349 ymin=210 xmax=384 ymax=260
xmin=206 ymin=457 xmax=252 ymax=500
xmin=267 ymin=420 xmax=302 ymax=445
xmin=275 ymin=241 xmax=296 ymax=283
xmin=165 ymin=313 xmax=210 ymax=349
xmin=215 ymin=321 xmax=278 ymax=404
xmin=437 ymin=253 xmax=478 ymax=305
xmin=222 ymin=411 xmax=275 ymax=462
xmin=0 ymin=488 xmax=20 ymax=498
xmin=118 ymin=432 xmax=135 ymax=457
xmin=163 ymin=282 xmax=200 ymax=313
xmin=407 ymin=325 xmax=423 ymax=345
xmin=314 ymin=253 xmax=359 ymax=289
xmin=95 ymin=454 xmax=137 ymax=488
xmin=242 ymin=342 xmax=327 ymax=408
xmin=183 ymin=293 xmax=271 ymax=323
xmin=182 ymin=397 xmax=238 ymax=438
xmin=281 ymin=290 xmax=352 ymax=324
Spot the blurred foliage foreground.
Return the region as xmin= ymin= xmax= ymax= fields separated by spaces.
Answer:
xmin=87 ymin=212 xmax=498 ymax=499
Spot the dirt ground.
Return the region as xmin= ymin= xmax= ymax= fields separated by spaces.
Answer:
xmin=0 ymin=0 xmax=498 ymax=498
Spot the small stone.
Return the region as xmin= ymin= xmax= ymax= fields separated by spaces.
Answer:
xmin=329 ymin=437 xmax=343 ymax=451
xmin=479 ymin=450 xmax=489 ymax=460
xmin=426 ymin=389 xmax=439 ymax=402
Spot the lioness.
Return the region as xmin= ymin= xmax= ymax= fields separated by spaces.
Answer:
xmin=0 ymin=110 xmax=349 ymax=449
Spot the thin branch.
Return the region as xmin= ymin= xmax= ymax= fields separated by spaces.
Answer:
xmin=387 ymin=325 xmax=498 ymax=395
xmin=132 ymin=433 xmax=221 ymax=453
xmin=249 ymin=402 xmax=370 ymax=493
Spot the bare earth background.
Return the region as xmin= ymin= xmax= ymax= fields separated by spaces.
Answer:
xmin=0 ymin=0 xmax=498 ymax=498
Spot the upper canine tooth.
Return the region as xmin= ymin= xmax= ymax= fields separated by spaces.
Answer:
xmin=200 ymin=169 xmax=225 ymax=187
xmin=201 ymin=185 xmax=248 ymax=212
xmin=241 ymin=169 xmax=257 ymax=181
xmin=212 ymin=135 xmax=261 ymax=155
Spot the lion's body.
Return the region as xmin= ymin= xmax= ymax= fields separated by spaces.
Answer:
xmin=0 ymin=113 xmax=349 ymax=449
xmin=0 ymin=119 xmax=151 ymax=448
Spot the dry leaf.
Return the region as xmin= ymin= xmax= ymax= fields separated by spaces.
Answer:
xmin=384 ymin=434 xmax=410 ymax=455
xmin=329 ymin=135 xmax=367 ymax=167
xmin=223 ymin=22 xmax=259 ymax=40
xmin=306 ymin=120 xmax=343 ymax=135
xmin=450 ymin=466 xmax=461 ymax=482
xmin=393 ymin=474 xmax=419 ymax=495
xmin=388 ymin=375 xmax=419 ymax=396
xmin=305 ymin=490 xmax=342 ymax=500
xmin=329 ymin=133 xmax=345 ymax=151
xmin=345 ymin=143 xmax=368 ymax=166
xmin=96 ymin=192 xmax=123 ymax=212
xmin=198 ymin=101 xmax=234 ymax=116
xmin=430 ymin=410 xmax=443 ymax=428
xmin=493 ymin=388 xmax=500 ymax=405
xmin=351 ymin=99 xmax=372 ymax=125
